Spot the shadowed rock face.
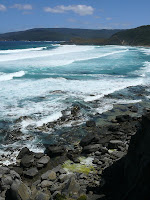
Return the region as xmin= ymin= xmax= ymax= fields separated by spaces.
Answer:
xmin=101 ymin=112 xmax=150 ymax=200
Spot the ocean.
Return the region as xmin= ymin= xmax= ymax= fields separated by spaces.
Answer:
xmin=0 ymin=41 xmax=150 ymax=165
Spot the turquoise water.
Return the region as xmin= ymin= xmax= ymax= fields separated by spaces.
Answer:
xmin=0 ymin=41 xmax=150 ymax=164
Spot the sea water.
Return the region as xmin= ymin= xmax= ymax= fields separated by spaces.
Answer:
xmin=0 ymin=41 xmax=150 ymax=165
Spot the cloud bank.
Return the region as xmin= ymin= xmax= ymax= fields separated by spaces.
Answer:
xmin=44 ymin=5 xmax=94 ymax=16
xmin=0 ymin=4 xmax=6 ymax=11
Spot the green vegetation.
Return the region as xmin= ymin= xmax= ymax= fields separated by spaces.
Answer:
xmin=67 ymin=37 xmax=107 ymax=45
xmin=77 ymin=195 xmax=87 ymax=200
xmin=1 ymin=25 xmax=149 ymax=45
xmin=62 ymin=159 xmax=95 ymax=175
xmin=55 ymin=194 xmax=67 ymax=200
xmin=0 ymin=28 xmax=122 ymax=41
xmin=107 ymin=25 xmax=150 ymax=45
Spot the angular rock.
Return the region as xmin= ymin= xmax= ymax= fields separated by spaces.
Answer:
xmin=6 ymin=180 xmax=31 ymax=200
xmin=59 ymin=174 xmax=68 ymax=183
xmin=35 ymin=191 xmax=51 ymax=200
xmin=62 ymin=177 xmax=80 ymax=197
xmin=41 ymin=180 xmax=53 ymax=188
xmin=21 ymin=155 xmax=34 ymax=168
xmin=41 ymin=170 xmax=56 ymax=181
xmin=0 ymin=167 xmax=10 ymax=175
xmin=80 ymin=133 xmax=99 ymax=147
xmin=24 ymin=168 xmax=38 ymax=178
xmin=108 ymin=140 xmax=123 ymax=149
xmin=1 ymin=175 xmax=13 ymax=187
xmin=37 ymin=156 xmax=50 ymax=165
xmin=45 ymin=145 xmax=66 ymax=158
xmin=17 ymin=147 xmax=31 ymax=159
xmin=34 ymin=153 xmax=44 ymax=159
xmin=110 ymin=151 xmax=126 ymax=159
xmin=10 ymin=170 xmax=20 ymax=180
xmin=83 ymin=144 xmax=102 ymax=153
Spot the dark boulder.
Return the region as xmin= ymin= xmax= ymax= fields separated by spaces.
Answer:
xmin=37 ymin=156 xmax=50 ymax=166
xmin=80 ymin=133 xmax=99 ymax=147
xmin=17 ymin=147 xmax=31 ymax=159
xmin=108 ymin=140 xmax=124 ymax=149
xmin=24 ymin=168 xmax=38 ymax=178
xmin=21 ymin=155 xmax=34 ymax=168
xmin=45 ymin=145 xmax=66 ymax=158
xmin=82 ymin=144 xmax=102 ymax=154
xmin=86 ymin=120 xmax=96 ymax=127
xmin=116 ymin=114 xmax=131 ymax=123
xmin=71 ymin=105 xmax=80 ymax=116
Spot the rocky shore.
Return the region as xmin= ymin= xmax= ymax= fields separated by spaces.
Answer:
xmin=1 ymin=102 xmax=150 ymax=199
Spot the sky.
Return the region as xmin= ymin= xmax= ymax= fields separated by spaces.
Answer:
xmin=0 ymin=0 xmax=150 ymax=33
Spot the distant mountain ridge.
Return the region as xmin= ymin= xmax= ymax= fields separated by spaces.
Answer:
xmin=0 ymin=28 xmax=123 ymax=41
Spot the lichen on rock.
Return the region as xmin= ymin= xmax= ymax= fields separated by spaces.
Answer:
xmin=62 ymin=157 xmax=95 ymax=175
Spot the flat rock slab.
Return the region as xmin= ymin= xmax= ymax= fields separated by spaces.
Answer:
xmin=24 ymin=168 xmax=38 ymax=178
xmin=37 ymin=156 xmax=50 ymax=165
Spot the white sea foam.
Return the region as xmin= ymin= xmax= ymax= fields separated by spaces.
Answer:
xmin=0 ymin=47 xmax=46 ymax=54
xmin=36 ymin=112 xmax=62 ymax=127
xmin=0 ymin=71 xmax=25 ymax=81
xmin=0 ymin=44 xmax=149 ymax=166
xmin=0 ymin=73 xmax=144 ymax=130
xmin=0 ymin=45 xmax=94 ymax=62
xmin=140 ymin=48 xmax=150 ymax=55
xmin=95 ymin=99 xmax=142 ymax=114
xmin=0 ymin=45 xmax=129 ymax=66
xmin=84 ymin=77 xmax=143 ymax=102
xmin=131 ymin=61 xmax=150 ymax=77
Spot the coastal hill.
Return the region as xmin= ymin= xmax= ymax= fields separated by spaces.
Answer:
xmin=0 ymin=25 xmax=150 ymax=45
xmin=67 ymin=25 xmax=150 ymax=46
xmin=107 ymin=25 xmax=150 ymax=46
xmin=0 ymin=28 xmax=122 ymax=41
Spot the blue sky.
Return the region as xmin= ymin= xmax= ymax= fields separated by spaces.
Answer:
xmin=0 ymin=0 xmax=150 ymax=32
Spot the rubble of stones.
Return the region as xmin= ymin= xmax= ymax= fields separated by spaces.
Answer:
xmin=0 ymin=114 xmax=141 ymax=200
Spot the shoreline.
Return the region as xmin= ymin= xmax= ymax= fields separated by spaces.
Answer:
xmin=0 ymin=83 xmax=150 ymax=166
xmin=0 ymin=101 xmax=148 ymax=199
xmin=0 ymin=81 xmax=150 ymax=199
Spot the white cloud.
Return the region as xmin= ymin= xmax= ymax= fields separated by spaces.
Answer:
xmin=44 ymin=5 xmax=94 ymax=16
xmin=11 ymin=4 xmax=32 ymax=10
xmin=0 ymin=4 xmax=6 ymax=11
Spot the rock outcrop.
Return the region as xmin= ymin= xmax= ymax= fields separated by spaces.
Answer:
xmin=101 ymin=112 xmax=150 ymax=200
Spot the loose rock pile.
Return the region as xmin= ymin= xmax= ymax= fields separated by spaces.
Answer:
xmin=0 ymin=113 xmax=142 ymax=200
